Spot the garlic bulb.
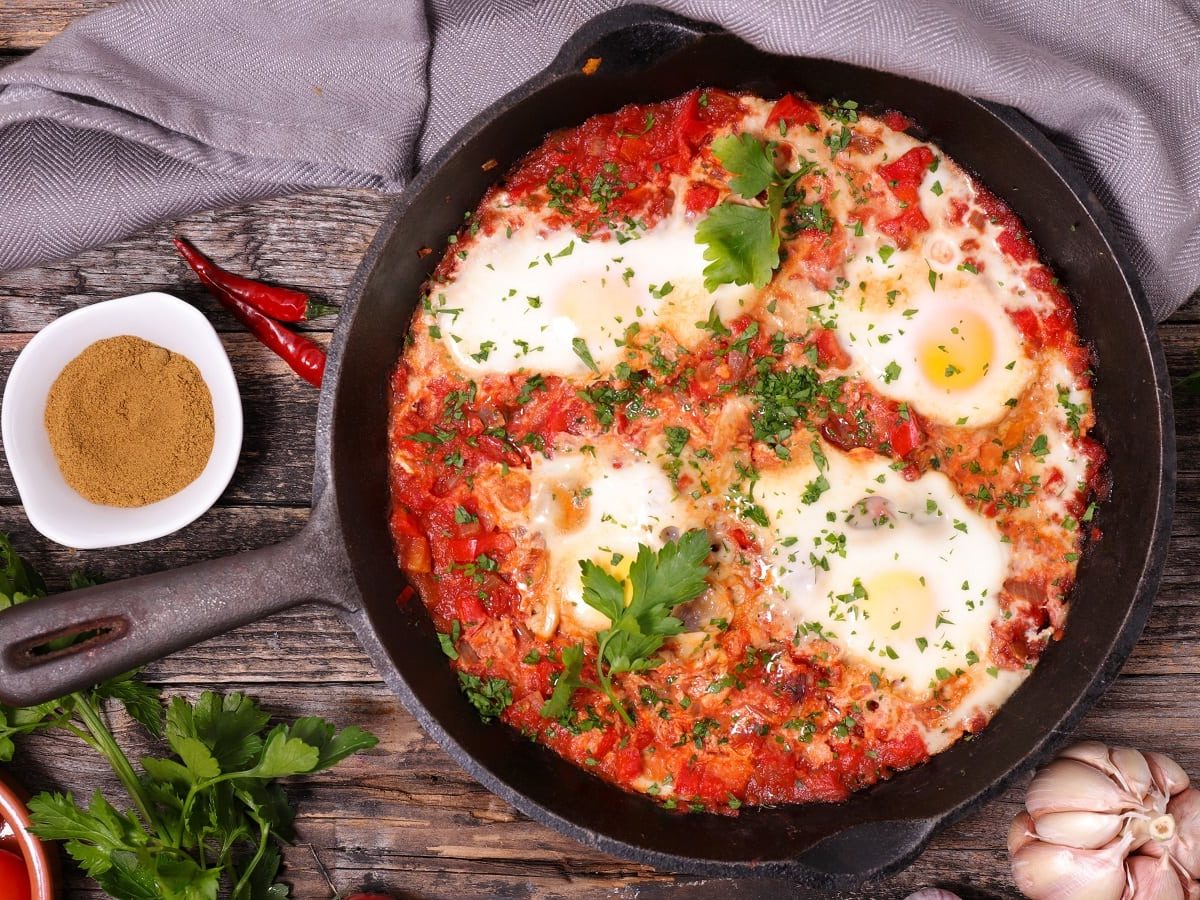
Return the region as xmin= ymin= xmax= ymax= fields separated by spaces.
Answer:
xmin=1011 ymin=742 xmax=1200 ymax=899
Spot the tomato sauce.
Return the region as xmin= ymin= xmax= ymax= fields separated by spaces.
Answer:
xmin=388 ymin=90 xmax=1103 ymax=813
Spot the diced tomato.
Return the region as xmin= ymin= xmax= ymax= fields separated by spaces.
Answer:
xmin=765 ymin=94 xmax=820 ymax=131
xmin=614 ymin=745 xmax=643 ymax=781
xmin=814 ymin=328 xmax=851 ymax=369
xmin=727 ymin=527 xmax=756 ymax=551
xmin=746 ymin=746 xmax=797 ymax=803
xmin=888 ymin=410 xmax=925 ymax=457
xmin=1008 ymin=307 xmax=1042 ymax=348
xmin=879 ymin=109 xmax=914 ymax=132
xmin=446 ymin=531 xmax=516 ymax=564
xmin=475 ymin=432 xmax=528 ymax=468
xmin=878 ymin=729 xmax=929 ymax=770
xmin=877 ymin=206 xmax=930 ymax=250
xmin=391 ymin=508 xmax=424 ymax=539
xmin=878 ymin=146 xmax=935 ymax=204
xmin=786 ymin=226 xmax=848 ymax=290
xmin=997 ymin=228 xmax=1037 ymax=263
xmin=684 ymin=181 xmax=720 ymax=214
xmin=456 ymin=593 xmax=487 ymax=623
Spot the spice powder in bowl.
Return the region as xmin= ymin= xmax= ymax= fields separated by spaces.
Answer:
xmin=44 ymin=335 xmax=215 ymax=507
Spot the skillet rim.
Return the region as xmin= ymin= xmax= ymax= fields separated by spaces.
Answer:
xmin=318 ymin=7 xmax=1176 ymax=886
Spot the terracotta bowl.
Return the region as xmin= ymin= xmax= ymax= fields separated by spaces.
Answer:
xmin=0 ymin=771 xmax=58 ymax=899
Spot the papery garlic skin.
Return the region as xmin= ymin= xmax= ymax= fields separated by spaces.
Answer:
xmin=1012 ymin=743 xmax=1200 ymax=900
xmin=1035 ymin=810 xmax=1127 ymax=850
xmin=1011 ymin=834 xmax=1132 ymax=900
xmin=1147 ymin=753 xmax=1191 ymax=798
xmin=1026 ymin=759 xmax=1142 ymax=820
xmin=1126 ymin=852 xmax=1186 ymax=900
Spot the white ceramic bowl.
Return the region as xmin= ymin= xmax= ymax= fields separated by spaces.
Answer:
xmin=1 ymin=292 xmax=242 ymax=549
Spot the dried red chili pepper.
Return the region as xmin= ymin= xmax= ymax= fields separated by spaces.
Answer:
xmin=173 ymin=237 xmax=335 ymax=321
xmin=218 ymin=290 xmax=326 ymax=387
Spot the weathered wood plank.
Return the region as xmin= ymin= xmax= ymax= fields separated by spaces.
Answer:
xmin=12 ymin=668 xmax=1197 ymax=899
xmin=0 ymin=0 xmax=117 ymax=51
xmin=0 ymin=189 xmax=391 ymax=335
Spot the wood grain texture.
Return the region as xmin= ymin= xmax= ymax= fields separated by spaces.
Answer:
xmin=0 ymin=0 xmax=116 ymax=51
xmin=3 ymin=193 xmax=1198 ymax=900
xmin=2 ymin=4 xmax=1200 ymax=898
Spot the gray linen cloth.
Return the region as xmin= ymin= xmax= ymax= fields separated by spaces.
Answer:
xmin=1 ymin=0 xmax=1197 ymax=320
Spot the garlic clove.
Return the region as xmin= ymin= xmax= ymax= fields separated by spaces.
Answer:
xmin=1142 ymin=788 xmax=1200 ymax=879
xmin=1125 ymin=851 xmax=1187 ymax=900
xmin=1010 ymin=810 xmax=1039 ymax=855
xmin=1011 ymin=835 xmax=1132 ymax=900
xmin=1028 ymin=758 xmax=1142 ymax=818
xmin=903 ymin=891 xmax=962 ymax=900
xmin=1064 ymin=742 xmax=1128 ymax=781
xmin=1034 ymin=810 xmax=1127 ymax=850
xmin=1146 ymin=752 xmax=1191 ymax=798
xmin=1111 ymin=747 xmax=1154 ymax=800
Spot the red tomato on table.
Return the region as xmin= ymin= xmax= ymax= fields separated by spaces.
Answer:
xmin=0 ymin=848 xmax=31 ymax=900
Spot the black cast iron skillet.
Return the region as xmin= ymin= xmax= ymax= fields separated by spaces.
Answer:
xmin=0 ymin=7 xmax=1175 ymax=889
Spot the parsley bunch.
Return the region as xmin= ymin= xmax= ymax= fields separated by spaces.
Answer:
xmin=695 ymin=134 xmax=820 ymax=291
xmin=578 ymin=530 xmax=712 ymax=725
xmin=0 ymin=535 xmax=378 ymax=899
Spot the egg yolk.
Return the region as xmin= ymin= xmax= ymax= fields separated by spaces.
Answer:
xmin=558 ymin=277 xmax=640 ymax=340
xmin=860 ymin=570 xmax=936 ymax=641
xmin=917 ymin=309 xmax=993 ymax=391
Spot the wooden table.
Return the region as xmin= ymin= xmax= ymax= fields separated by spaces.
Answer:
xmin=2 ymin=6 xmax=1197 ymax=898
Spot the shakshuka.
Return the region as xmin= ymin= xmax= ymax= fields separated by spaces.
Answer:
xmin=387 ymin=89 xmax=1105 ymax=812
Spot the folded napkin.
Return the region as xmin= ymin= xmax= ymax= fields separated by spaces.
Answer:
xmin=1 ymin=0 xmax=1197 ymax=320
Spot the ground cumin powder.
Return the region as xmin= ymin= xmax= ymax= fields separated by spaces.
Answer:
xmin=44 ymin=335 xmax=215 ymax=507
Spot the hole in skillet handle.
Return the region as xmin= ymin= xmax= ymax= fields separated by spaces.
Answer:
xmin=792 ymin=817 xmax=938 ymax=882
xmin=10 ymin=616 xmax=129 ymax=666
xmin=547 ymin=4 xmax=721 ymax=78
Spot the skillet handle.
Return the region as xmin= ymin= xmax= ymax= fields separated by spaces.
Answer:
xmin=0 ymin=513 xmax=353 ymax=708
xmin=793 ymin=817 xmax=936 ymax=879
xmin=547 ymin=5 xmax=719 ymax=77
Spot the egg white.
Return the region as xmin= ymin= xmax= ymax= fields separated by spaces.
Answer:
xmin=428 ymin=209 xmax=754 ymax=378
xmin=752 ymin=444 xmax=1008 ymax=694
xmin=525 ymin=441 xmax=698 ymax=635
xmin=830 ymin=250 xmax=1035 ymax=427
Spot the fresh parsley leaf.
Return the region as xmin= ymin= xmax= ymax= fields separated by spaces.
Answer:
xmin=581 ymin=531 xmax=712 ymax=725
xmin=695 ymin=201 xmax=777 ymax=291
xmin=540 ymin=643 xmax=586 ymax=722
xmin=710 ymin=133 xmax=779 ymax=198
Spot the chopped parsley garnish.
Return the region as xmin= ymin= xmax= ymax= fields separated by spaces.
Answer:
xmin=457 ymin=673 xmax=513 ymax=721
xmin=572 ymin=337 xmax=599 ymax=373
xmin=748 ymin=363 xmax=844 ymax=459
xmin=437 ymin=619 xmax=462 ymax=659
xmin=664 ymin=426 xmax=690 ymax=457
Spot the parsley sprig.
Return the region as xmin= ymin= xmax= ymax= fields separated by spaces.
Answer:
xmin=0 ymin=534 xmax=378 ymax=899
xmin=579 ymin=530 xmax=712 ymax=725
xmin=695 ymin=134 xmax=819 ymax=291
